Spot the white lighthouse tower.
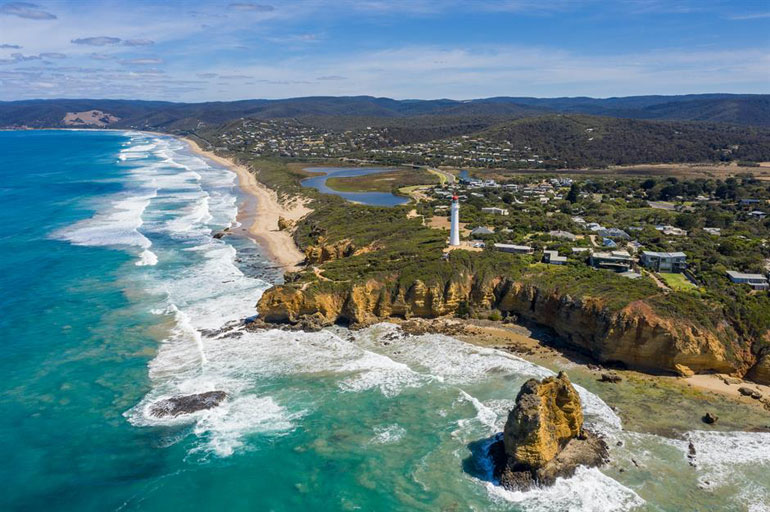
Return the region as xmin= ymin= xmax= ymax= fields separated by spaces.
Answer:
xmin=449 ymin=194 xmax=460 ymax=246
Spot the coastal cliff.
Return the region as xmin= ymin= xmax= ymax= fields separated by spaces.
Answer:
xmin=257 ymin=271 xmax=764 ymax=381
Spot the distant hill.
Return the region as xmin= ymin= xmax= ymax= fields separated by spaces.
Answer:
xmin=1 ymin=94 xmax=768 ymax=132
xmin=479 ymin=114 xmax=770 ymax=167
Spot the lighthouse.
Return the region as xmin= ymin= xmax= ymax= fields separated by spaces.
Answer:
xmin=449 ymin=194 xmax=460 ymax=246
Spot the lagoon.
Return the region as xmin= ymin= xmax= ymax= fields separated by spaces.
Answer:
xmin=301 ymin=167 xmax=409 ymax=206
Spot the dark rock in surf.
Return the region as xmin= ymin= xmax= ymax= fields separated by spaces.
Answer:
xmin=702 ymin=412 xmax=718 ymax=424
xmin=149 ymin=391 xmax=227 ymax=417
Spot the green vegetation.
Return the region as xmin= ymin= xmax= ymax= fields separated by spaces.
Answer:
xmin=325 ymin=168 xmax=438 ymax=194
xmin=659 ymin=272 xmax=696 ymax=291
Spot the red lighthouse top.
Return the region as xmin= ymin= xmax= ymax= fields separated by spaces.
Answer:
xmin=452 ymin=195 xmax=458 ymax=201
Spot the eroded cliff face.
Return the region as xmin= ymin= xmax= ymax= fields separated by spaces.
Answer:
xmin=257 ymin=272 xmax=757 ymax=379
xmin=303 ymin=237 xmax=356 ymax=264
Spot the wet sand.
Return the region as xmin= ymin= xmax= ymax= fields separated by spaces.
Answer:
xmin=181 ymin=137 xmax=310 ymax=271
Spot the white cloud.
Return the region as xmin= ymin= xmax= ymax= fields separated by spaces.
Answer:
xmin=0 ymin=2 xmax=56 ymax=20
xmin=72 ymin=36 xmax=122 ymax=46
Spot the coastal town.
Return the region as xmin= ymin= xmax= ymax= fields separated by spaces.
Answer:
xmin=427 ymin=174 xmax=770 ymax=292
xmin=203 ymin=118 xmax=560 ymax=168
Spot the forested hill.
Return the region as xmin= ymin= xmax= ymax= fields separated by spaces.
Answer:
xmin=0 ymin=94 xmax=768 ymax=131
xmin=479 ymin=115 xmax=770 ymax=167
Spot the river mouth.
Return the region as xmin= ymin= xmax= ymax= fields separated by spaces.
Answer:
xmin=300 ymin=166 xmax=409 ymax=206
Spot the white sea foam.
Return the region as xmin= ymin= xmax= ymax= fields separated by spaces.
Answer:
xmin=370 ymin=424 xmax=406 ymax=445
xmin=485 ymin=466 xmax=645 ymax=512
xmin=52 ymin=189 xmax=156 ymax=250
xmin=136 ymin=249 xmax=158 ymax=266
xmin=685 ymin=430 xmax=770 ymax=491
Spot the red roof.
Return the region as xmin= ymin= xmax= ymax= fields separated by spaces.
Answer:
xmin=452 ymin=195 xmax=458 ymax=200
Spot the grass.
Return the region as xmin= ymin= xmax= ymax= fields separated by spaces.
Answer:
xmin=659 ymin=272 xmax=696 ymax=291
xmin=427 ymin=168 xmax=448 ymax=185
xmin=325 ymin=169 xmax=438 ymax=193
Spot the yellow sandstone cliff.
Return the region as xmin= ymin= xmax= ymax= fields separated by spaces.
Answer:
xmin=257 ymin=272 xmax=758 ymax=379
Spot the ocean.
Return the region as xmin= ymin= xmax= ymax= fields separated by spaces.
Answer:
xmin=0 ymin=129 xmax=768 ymax=511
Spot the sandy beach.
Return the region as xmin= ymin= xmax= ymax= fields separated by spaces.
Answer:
xmin=181 ymin=137 xmax=310 ymax=271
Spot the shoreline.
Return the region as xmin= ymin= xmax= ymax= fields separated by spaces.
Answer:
xmin=180 ymin=137 xmax=310 ymax=271
xmin=390 ymin=317 xmax=770 ymax=434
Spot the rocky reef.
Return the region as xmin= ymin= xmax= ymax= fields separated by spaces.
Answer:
xmin=488 ymin=372 xmax=608 ymax=490
xmin=149 ymin=391 xmax=227 ymax=417
xmin=257 ymin=271 xmax=766 ymax=382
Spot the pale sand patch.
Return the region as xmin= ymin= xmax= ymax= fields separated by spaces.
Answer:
xmin=684 ymin=374 xmax=770 ymax=403
xmin=182 ymin=137 xmax=311 ymax=271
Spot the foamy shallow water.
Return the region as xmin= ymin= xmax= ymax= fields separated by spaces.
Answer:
xmin=46 ymin=131 xmax=770 ymax=511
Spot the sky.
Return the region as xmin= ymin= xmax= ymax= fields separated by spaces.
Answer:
xmin=0 ymin=0 xmax=768 ymax=102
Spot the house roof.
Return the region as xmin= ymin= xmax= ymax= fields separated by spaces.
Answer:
xmin=641 ymin=251 xmax=686 ymax=258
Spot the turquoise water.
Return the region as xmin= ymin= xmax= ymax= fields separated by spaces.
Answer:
xmin=301 ymin=167 xmax=409 ymax=206
xmin=1 ymin=130 xmax=768 ymax=512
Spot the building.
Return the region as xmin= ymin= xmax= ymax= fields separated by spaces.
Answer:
xmin=470 ymin=226 xmax=494 ymax=236
xmin=494 ymin=243 xmax=533 ymax=254
xmin=543 ymin=250 xmax=567 ymax=265
xmin=749 ymin=210 xmax=767 ymax=219
xmin=703 ymin=227 xmax=721 ymax=236
xmin=598 ymin=228 xmax=630 ymax=240
xmin=655 ymin=224 xmax=687 ymax=237
xmin=590 ymin=250 xmax=634 ymax=272
xmin=548 ymin=230 xmax=577 ymax=241
xmin=640 ymin=251 xmax=687 ymax=273
xmin=449 ymin=195 xmax=460 ymax=246
xmin=481 ymin=207 xmax=509 ymax=216
xmin=726 ymin=271 xmax=769 ymax=290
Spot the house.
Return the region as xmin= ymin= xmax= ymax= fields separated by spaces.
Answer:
xmin=655 ymin=224 xmax=687 ymax=237
xmin=740 ymin=199 xmax=760 ymax=206
xmin=548 ymin=230 xmax=577 ymax=241
xmin=603 ymin=238 xmax=617 ymax=248
xmin=481 ymin=207 xmax=509 ymax=216
xmin=703 ymin=227 xmax=721 ymax=236
xmin=640 ymin=251 xmax=687 ymax=272
xmin=471 ymin=226 xmax=494 ymax=236
xmin=726 ymin=271 xmax=769 ymax=290
xmin=494 ymin=243 xmax=534 ymax=254
xmin=572 ymin=247 xmax=590 ymax=254
xmin=749 ymin=210 xmax=767 ymax=219
xmin=543 ymin=249 xmax=567 ymax=265
xmin=590 ymin=250 xmax=634 ymax=272
xmin=586 ymin=222 xmax=605 ymax=232
xmin=598 ymin=228 xmax=630 ymax=240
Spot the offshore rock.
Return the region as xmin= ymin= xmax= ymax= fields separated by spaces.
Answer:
xmin=490 ymin=372 xmax=608 ymax=491
xmin=149 ymin=391 xmax=227 ymax=417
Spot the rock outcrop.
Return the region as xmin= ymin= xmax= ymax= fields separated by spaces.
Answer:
xmin=746 ymin=352 xmax=770 ymax=385
xmin=490 ymin=372 xmax=608 ymax=490
xmin=304 ymin=237 xmax=356 ymax=264
xmin=149 ymin=391 xmax=227 ymax=417
xmin=257 ymin=273 xmax=755 ymax=379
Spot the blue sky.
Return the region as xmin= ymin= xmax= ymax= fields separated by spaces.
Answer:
xmin=0 ymin=0 xmax=768 ymax=101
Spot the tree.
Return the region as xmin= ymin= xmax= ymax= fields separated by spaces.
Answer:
xmin=566 ymin=183 xmax=580 ymax=203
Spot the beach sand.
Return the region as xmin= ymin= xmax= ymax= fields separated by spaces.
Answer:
xmin=182 ymin=137 xmax=310 ymax=271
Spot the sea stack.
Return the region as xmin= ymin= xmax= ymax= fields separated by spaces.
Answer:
xmin=490 ymin=371 xmax=608 ymax=491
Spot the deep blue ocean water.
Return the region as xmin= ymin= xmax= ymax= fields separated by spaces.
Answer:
xmin=1 ymin=130 xmax=768 ymax=512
